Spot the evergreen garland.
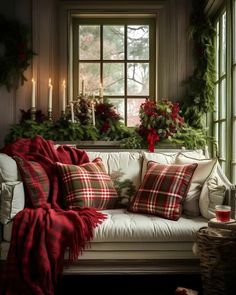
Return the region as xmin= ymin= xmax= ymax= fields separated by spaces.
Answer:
xmin=181 ymin=0 xmax=216 ymax=128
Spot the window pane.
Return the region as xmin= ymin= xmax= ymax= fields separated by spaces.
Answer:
xmin=232 ymin=164 xmax=236 ymax=184
xmin=103 ymin=63 xmax=124 ymax=95
xmin=214 ymin=123 xmax=219 ymax=154
xmin=214 ymin=84 xmax=219 ymax=120
xmin=79 ymin=63 xmax=100 ymax=95
xmin=219 ymin=122 xmax=226 ymax=159
xmin=127 ymin=98 xmax=146 ymax=127
xmin=234 ymin=1 xmax=236 ymax=63
xmin=216 ymin=21 xmax=219 ymax=80
xmin=79 ymin=25 xmax=100 ymax=60
xmin=220 ymin=12 xmax=226 ymax=75
xmin=127 ymin=25 xmax=149 ymax=60
xmin=233 ymin=68 xmax=236 ymax=115
xmin=107 ymin=98 xmax=124 ymax=121
xmin=220 ymin=78 xmax=226 ymax=119
xmin=127 ymin=63 xmax=149 ymax=95
xmin=103 ymin=26 xmax=124 ymax=60
xmin=233 ymin=120 xmax=236 ymax=162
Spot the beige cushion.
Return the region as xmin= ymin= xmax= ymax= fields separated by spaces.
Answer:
xmin=87 ymin=152 xmax=142 ymax=207
xmin=180 ymin=150 xmax=207 ymax=160
xmin=141 ymin=151 xmax=178 ymax=180
xmin=0 ymin=181 xmax=25 ymax=224
xmin=175 ymin=154 xmax=218 ymax=217
xmin=175 ymin=154 xmax=217 ymax=183
xmin=0 ymin=153 xmax=20 ymax=182
xmin=182 ymin=183 xmax=202 ymax=217
xmin=199 ymin=172 xmax=226 ymax=219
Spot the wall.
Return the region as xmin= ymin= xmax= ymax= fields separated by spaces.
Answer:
xmin=0 ymin=0 xmax=193 ymax=147
xmin=158 ymin=0 xmax=193 ymax=99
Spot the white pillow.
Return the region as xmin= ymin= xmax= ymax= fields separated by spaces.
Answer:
xmin=87 ymin=151 xmax=142 ymax=207
xmin=175 ymin=154 xmax=218 ymax=217
xmin=180 ymin=150 xmax=207 ymax=159
xmin=141 ymin=151 xmax=178 ymax=180
xmin=182 ymin=183 xmax=202 ymax=217
xmin=0 ymin=181 xmax=25 ymax=224
xmin=0 ymin=153 xmax=20 ymax=182
xmin=199 ymin=174 xmax=226 ymax=219
xmin=175 ymin=154 xmax=217 ymax=183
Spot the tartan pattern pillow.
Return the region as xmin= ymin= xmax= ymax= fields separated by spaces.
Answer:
xmin=56 ymin=157 xmax=118 ymax=209
xmin=129 ymin=162 xmax=198 ymax=220
xmin=14 ymin=156 xmax=50 ymax=208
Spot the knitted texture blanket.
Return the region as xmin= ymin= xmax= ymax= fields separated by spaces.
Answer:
xmin=1 ymin=136 xmax=106 ymax=295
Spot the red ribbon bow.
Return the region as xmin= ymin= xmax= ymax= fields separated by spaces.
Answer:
xmin=147 ymin=128 xmax=159 ymax=152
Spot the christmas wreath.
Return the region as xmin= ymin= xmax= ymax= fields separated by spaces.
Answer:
xmin=0 ymin=15 xmax=35 ymax=91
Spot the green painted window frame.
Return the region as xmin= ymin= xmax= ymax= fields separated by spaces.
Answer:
xmin=72 ymin=16 xmax=156 ymax=126
xmin=213 ymin=9 xmax=227 ymax=174
xmin=232 ymin=0 xmax=236 ymax=183
xmin=211 ymin=0 xmax=236 ymax=182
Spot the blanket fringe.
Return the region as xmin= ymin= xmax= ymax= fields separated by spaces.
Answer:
xmin=67 ymin=207 xmax=107 ymax=262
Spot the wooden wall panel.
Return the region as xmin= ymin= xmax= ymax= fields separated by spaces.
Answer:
xmin=158 ymin=0 xmax=192 ymax=101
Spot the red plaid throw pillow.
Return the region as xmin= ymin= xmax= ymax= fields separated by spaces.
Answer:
xmin=129 ymin=162 xmax=198 ymax=220
xmin=56 ymin=157 xmax=118 ymax=209
xmin=14 ymin=156 xmax=50 ymax=208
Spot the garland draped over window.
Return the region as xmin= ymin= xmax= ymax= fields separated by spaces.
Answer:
xmin=181 ymin=0 xmax=216 ymax=128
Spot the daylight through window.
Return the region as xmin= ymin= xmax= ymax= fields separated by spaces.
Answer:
xmin=72 ymin=17 xmax=156 ymax=126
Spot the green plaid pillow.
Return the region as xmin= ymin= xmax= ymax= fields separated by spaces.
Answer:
xmin=129 ymin=161 xmax=198 ymax=220
xmin=56 ymin=157 xmax=118 ymax=209
xmin=14 ymin=156 xmax=50 ymax=208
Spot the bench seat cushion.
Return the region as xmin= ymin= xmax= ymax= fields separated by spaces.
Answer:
xmin=3 ymin=209 xmax=207 ymax=243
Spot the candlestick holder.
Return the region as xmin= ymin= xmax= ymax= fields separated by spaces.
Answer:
xmin=48 ymin=110 xmax=53 ymax=121
xmin=61 ymin=110 xmax=66 ymax=119
xmin=31 ymin=107 xmax=36 ymax=121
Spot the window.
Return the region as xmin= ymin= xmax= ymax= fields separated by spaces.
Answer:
xmin=211 ymin=0 xmax=236 ymax=183
xmin=213 ymin=11 xmax=227 ymax=173
xmin=72 ymin=16 xmax=156 ymax=126
xmin=232 ymin=0 xmax=236 ymax=183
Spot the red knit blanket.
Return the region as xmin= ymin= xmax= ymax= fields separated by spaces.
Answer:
xmin=1 ymin=136 xmax=106 ymax=295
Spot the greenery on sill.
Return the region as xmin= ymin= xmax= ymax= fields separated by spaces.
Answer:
xmin=5 ymin=118 xmax=207 ymax=150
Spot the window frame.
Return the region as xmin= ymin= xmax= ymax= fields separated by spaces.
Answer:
xmin=71 ymin=15 xmax=156 ymax=126
xmin=213 ymin=9 xmax=228 ymax=173
xmin=211 ymin=0 xmax=235 ymax=181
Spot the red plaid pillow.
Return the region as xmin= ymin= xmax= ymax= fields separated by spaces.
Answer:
xmin=56 ymin=157 xmax=118 ymax=209
xmin=129 ymin=162 xmax=198 ymax=220
xmin=14 ymin=156 xmax=50 ymax=208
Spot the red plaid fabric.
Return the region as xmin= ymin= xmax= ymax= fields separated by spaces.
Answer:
xmin=14 ymin=156 xmax=50 ymax=208
xmin=0 ymin=136 xmax=107 ymax=295
xmin=56 ymin=157 xmax=118 ymax=209
xmin=129 ymin=161 xmax=197 ymax=220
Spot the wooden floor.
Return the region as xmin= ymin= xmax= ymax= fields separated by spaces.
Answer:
xmin=55 ymin=273 xmax=203 ymax=295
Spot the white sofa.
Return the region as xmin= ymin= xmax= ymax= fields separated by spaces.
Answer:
xmin=0 ymin=148 xmax=233 ymax=275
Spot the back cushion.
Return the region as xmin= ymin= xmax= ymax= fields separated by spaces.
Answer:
xmin=14 ymin=156 xmax=50 ymax=208
xmin=0 ymin=181 xmax=25 ymax=224
xmin=129 ymin=161 xmax=198 ymax=221
xmin=175 ymin=154 xmax=217 ymax=217
xmin=87 ymin=151 xmax=142 ymax=207
xmin=0 ymin=153 xmax=20 ymax=182
xmin=56 ymin=157 xmax=118 ymax=209
xmin=141 ymin=151 xmax=178 ymax=180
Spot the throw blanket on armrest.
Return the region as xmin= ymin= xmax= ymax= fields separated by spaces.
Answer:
xmin=0 ymin=136 xmax=106 ymax=295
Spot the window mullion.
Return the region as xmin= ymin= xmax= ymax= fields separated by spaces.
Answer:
xmin=100 ymin=25 xmax=103 ymax=91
